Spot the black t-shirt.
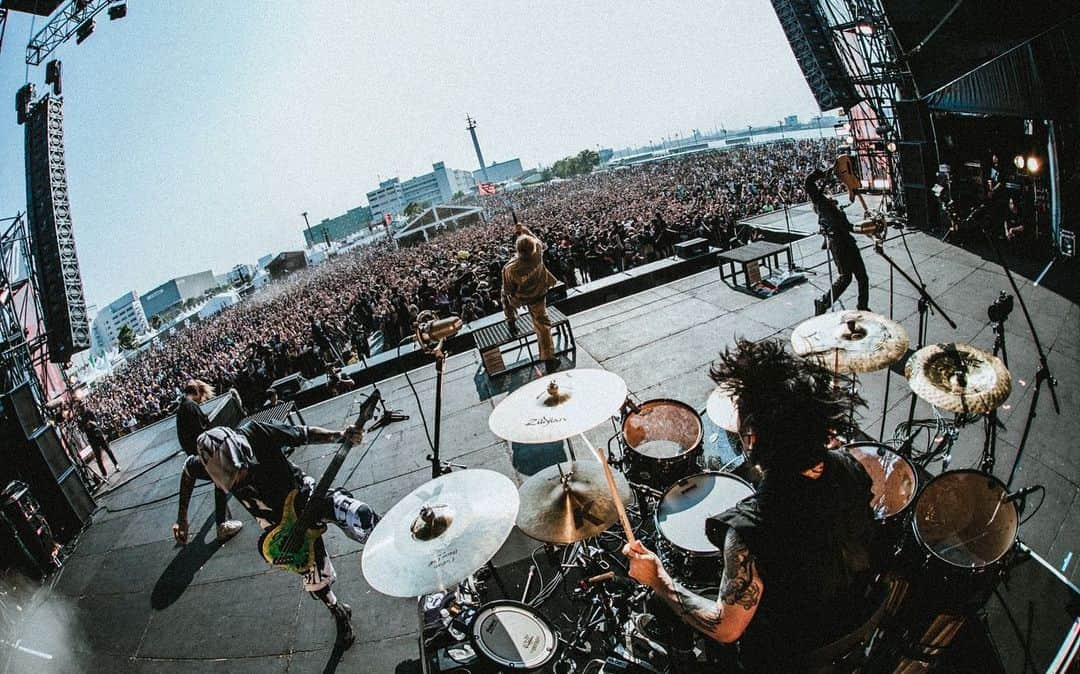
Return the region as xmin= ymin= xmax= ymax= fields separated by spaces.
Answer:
xmin=230 ymin=421 xmax=309 ymax=528
xmin=176 ymin=398 xmax=209 ymax=456
xmin=707 ymin=451 xmax=875 ymax=671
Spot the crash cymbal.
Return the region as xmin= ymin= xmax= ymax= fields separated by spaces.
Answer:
xmin=791 ymin=310 xmax=910 ymax=374
xmin=905 ymin=342 xmax=1012 ymax=415
xmin=488 ymin=369 xmax=628 ymax=444
xmin=362 ymin=469 xmax=519 ymax=597
xmin=516 ymin=460 xmax=635 ymax=544
xmin=705 ymin=386 xmax=739 ymax=433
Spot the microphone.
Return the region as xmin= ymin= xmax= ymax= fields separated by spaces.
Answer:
xmin=416 ymin=316 xmax=463 ymax=345
xmin=1001 ymin=485 xmax=1041 ymax=504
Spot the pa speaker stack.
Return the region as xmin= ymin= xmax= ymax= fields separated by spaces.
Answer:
xmin=0 ymin=381 xmax=94 ymax=542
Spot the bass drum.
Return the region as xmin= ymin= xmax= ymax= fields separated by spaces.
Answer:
xmin=470 ymin=600 xmax=559 ymax=671
xmin=622 ymin=399 xmax=703 ymax=490
xmin=655 ymin=472 xmax=754 ymax=588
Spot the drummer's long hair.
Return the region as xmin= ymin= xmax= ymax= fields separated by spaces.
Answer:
xmin=710 ymin=338 xmax=862 ymax=476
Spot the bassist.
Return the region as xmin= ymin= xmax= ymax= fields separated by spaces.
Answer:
xmin=173 ymin=420 xmax=379 ymax=648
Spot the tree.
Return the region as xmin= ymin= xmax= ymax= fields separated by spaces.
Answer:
xmin=403 ymin=201 xmax=426 ymax=218
xmin=452 ymin=190 xmax=464 ymax=201
xmin=550 ymin=148 xmax=601 ymax=179
xmin=117 ymin=325 xmax=137 ymax=351
xmin=149 ymin=315 xmax=162 ymax=330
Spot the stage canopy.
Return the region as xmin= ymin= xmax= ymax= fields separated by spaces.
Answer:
xmin=394 ymin=205 xmax=483 ymax=246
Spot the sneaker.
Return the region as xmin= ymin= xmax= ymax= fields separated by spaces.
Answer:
xmin=814 ymin=299 xmax=828 ymax=316
xmin=216 ymin=520 xmax=243 ymax=542
xmin=331 ymin=602 xmax=355 ymax=649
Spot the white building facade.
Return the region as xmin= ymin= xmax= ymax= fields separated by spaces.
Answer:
xmin=91 ymin=290 xmax=150 ymax=352
xmin=366 ymin=162 xmax=474 ymax=224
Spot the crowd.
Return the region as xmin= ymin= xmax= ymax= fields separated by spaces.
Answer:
xmin=83 ymin=138 xmax=840 ymax=437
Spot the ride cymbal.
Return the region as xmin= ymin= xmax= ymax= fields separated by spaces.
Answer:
xmin=488 ymin=369 xmax=628 ymax=444
xmin=791 ymin=310 xmax=910 ymax=374
xmin=362 ymin=469 xmax=519 ymax=597
xmin=516 ymin=461 xmax=635 ymax=544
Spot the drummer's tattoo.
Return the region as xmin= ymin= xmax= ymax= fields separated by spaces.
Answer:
xmin=720 ymin=529 xmax=760 ymax=610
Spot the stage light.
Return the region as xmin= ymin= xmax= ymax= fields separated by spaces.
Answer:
xmin=886 ymin=141 xmax=897 ymax=153
xmin=1013 ymin=155 xmax=1025 ymax=169
xmin=1026 ymin=156 xmax=1041 ymax=174
xmin=75 ymin=18 xmax=95 ymax=44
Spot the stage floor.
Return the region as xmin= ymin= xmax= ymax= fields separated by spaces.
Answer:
xmin=10 ymin=231 xmax=1078 ymax=672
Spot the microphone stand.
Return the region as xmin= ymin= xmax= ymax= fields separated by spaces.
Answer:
xmin=415 ymin=312 xmax=464 ymax=479
xmin=872 ymin=238 xmax=957 ymax=452
xmin=971 ymin=223 xmax=1061 ymax=489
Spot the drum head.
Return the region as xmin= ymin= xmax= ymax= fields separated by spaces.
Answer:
xmin=914 ymin=471 xmax=1018 ymax=569
xmin=470 ymin=600 xmax=558 ymax=670
xmin=844 ymin=442 xmax=918 ymax=520
xmin=623 ymin=399 xmax=703 ymax=458
xmin=656 ymin=472 xmax=753 ymax=554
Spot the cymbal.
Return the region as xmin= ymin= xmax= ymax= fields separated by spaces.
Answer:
xmin=488 ymin=369 xmax=628 ymax=444
xmin=361 ymin=469 xmax=519 ymax=597
xmin=905 ymin=342 xmax=1011 ymax=414
xmin=516 ymin=461 xmax=635 ymax=544
xmin=705 ymin=386 xmax=739 ymax=433
xmin=791 ymin=310 xmax=910 ymax=374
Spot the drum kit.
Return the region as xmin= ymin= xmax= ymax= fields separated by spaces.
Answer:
xmin=360 ymin=308 xmax=1023 ymax=671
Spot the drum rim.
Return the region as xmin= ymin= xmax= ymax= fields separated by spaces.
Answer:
xmin=911 ymin=468 xmax=1018 ymax=569
xmin=469 ymin=599 xmax=559 ymax=669
xmin=622 ymin=398 xmax=704 ymax=457
xmin=654 ymin=470 xmax=755 ymax=556
xmin=842 ymin=441 xmax=920 ymax=517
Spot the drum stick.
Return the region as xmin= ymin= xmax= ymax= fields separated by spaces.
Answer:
xmin=578 ymin=432 xmax=636 ymax=545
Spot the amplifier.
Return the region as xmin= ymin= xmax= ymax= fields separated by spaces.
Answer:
xmin=674 ymin=237 xmax=708 ymax=259
xmin=270 ymin=373 xmax=306 ymax=401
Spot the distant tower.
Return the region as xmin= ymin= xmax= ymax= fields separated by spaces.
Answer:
xmin=466 ymin=114 xmax=490 ymax=183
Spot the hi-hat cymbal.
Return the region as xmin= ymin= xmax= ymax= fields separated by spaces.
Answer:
xmin=791 ymin=310 xmax=910 ymax=374
xmin=905 ymin=342 xmax=1011 ymax=414
xmin=361 ymin=469 xmax=519 ymax=597
xmin=706 ymin=386 xmax=739 ymax=432
xmin=516 ymin=461 xmax=635 ymax=544
xmin=488 ymin=369 xmax=628 ymax=444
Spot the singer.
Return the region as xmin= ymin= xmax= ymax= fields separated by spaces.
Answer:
xmin=502 ymin=221 xmax=560 ymax=374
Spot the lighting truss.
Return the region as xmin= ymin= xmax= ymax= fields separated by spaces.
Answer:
xmin=25 ymin=0 xmax=118 ymax=66
xmin=816 ymin=0 xmax=912 ymax=207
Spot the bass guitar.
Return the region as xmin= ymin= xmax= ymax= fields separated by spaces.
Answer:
xmin=259 ymin=389 xmax=381 ymax=573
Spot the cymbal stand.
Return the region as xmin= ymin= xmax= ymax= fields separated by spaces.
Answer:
xmin=981 ymin=306 xmax=1010 ymax=474
xmin=974 ymin=222 xmax=1061 ymax=489
xmin=873 ymin=240 xmax=957 ymax=455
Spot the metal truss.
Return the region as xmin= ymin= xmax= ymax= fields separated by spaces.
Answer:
xmin=817 ymin=0 xmax=912 ymax=208
xmin=0 ymin=215 xmax=50 ymax=399
xmin=25 ymin=0 xmax=117 ymax=66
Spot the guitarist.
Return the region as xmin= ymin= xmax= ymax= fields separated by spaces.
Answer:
xmin=173 ymin=420 xmax=378 ymax=648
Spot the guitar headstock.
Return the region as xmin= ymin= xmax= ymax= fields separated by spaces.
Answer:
xmin=354 ymin=390 xmax=382 ymax=430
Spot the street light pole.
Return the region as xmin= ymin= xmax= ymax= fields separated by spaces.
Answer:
xmin=301 ymin=211 xmax=313 ymax=249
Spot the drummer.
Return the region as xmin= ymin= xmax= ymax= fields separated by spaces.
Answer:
xmin=623 ymin=338 xmax=877 ymax=672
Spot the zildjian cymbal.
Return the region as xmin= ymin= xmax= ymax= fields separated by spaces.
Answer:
xmin=905 ymin=342 xmax=1012 ymax=415
xmin=791 ymin=310 xmax=910 ymax=374
xmin=361 ymin=470 xmax=519 ymax=597
xmin=516 ymin=461 xmax=635 ymax=544
xmin=488 ymin=369 xmax=628 ymax=444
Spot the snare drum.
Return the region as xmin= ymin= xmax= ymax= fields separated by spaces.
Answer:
xmin=470 ymin=600 xmax=559 ymax=671
xmin=622 ymin=399 xmax=704 ymax=490
xmin=655 ymin=472 xmax=754 ymax=587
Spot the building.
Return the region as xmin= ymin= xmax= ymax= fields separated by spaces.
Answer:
xmin=472 ymin=158 xmax=524 ymax=184
xmin=366 ymin=162 xmax=474 ymax=224
xmin=91 ymin=291 xmax=149 ymax=352
xmin=139 ymin=270 xmax=216 ymax=320
xmin=303 ymin=206 xmax=374 ymax=247
xmin=785 ymin=114 xmax=799 ymax=127
xmin=257 ymin=253 xmax=275 ymax=269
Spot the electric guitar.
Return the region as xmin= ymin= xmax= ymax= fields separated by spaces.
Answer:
xmin=835 ymin=154 xmax=861 ymax=195
xmin=259 ymin=390 xmax=382 ymax=573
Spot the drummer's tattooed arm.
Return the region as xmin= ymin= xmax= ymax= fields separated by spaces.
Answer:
xmin=654 ymin=528 xmax=761 ymax=643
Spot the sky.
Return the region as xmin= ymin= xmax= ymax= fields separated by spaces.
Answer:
xmin=0 ymin=1 xmax=819 ymax=308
